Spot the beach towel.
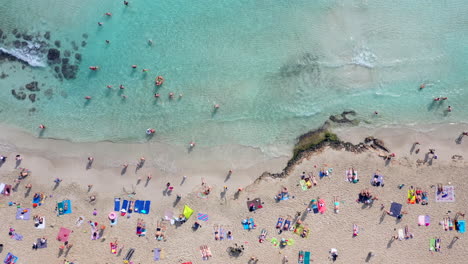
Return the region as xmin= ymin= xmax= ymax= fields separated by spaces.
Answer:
xmin=32 ymin=195 xmax=41 ymax=204
xmin=183 ymin=205 xmax=194 ymax=219
xmin=425 ymin=215 xmax=430 ymax=226
xmin=270 ymin=237 xmax=279 ymax=247
xmin=91 ymin=228 xmax=100 ymax=240
xmin=142 ymin=200 xmax=151 ymax=214
xmin=197 ymin=213 xmax=209 ymax=221
xmin=3 ymin=184 xmax=11 ymax=196
xmin=114 ymin=198 xmax=121 ymax=212
xmin=280 ymin=193 xmax=289 ymax=200
xmin=398 ymin=229 xmax=404 ymax=240
xmin=121 ymin=200 xmax=129 ymax=211
xmin=3 ymin=253 xmax=18 ymax=264
xmin=457 ymin=220 xmax=466 ymax=233
xmin=76 ymin=216 xmax=84 ymax=227
xmin=110 ymin=243 xmax=118 ymax=254
xmin=11 ymin=233 xmax=23 ymax=241
xmin=63 ymin=200 xmax=72 ymax=214
xmin=36 ymin=238 xmax=47 ymax=249
xmin=318 ymin=199 xmax=326 ymax=214
xmin=418 ymin=215 xmax=430 ymax=226
xmin=429 ymin=239 xmax=435 ymax=251
xmin=0 ymin=183 xmax=4 ymax=194
xmin=128 ymin=200 xmax=134 ymax=213
xmin=154 ymin=248 xmax=161 ymax=261
xmin=249 ymin=218 xmax=256 ymax=229
xmin=389 ymin=202 xmax=402 ymax=217
xmin=35 ymin=217 xmax=45 ymax=229
xmin=16 ymin=208 xmax=31 ymax=220
xmin=299 ymin=180 xmax=308 ymax=191
xmin=246 ymin=198 xmax=263 ymax=211
xmin=110 ymin=216 xmax=118 ymax=226
xmin=371 ymin=174 xmax=384 ymax=187
xmin=57 ymin=227 xmax=71 ymax=242
xmin=310 ymin=199 xmax=319 ymax=214
xmin=304 ymin=251 xmax=311 ymax=264
xmin=57 ymin=201 xmax=64 ymax=215
xmin=242 ymin=219 xmax=250 ymax=230
xmin=436 ymin=186 xmax=455 ymax=202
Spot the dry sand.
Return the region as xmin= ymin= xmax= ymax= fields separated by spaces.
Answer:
xmin=1 ymin=123 xmax=468 ymax=264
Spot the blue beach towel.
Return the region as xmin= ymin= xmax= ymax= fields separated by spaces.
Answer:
xmin=154 ymin=248 xmax=161 ymax=261
xmin=16 ymin=208 xmax=31 ymax=220
xmin=63 ymin=200 xmax=72 ymax=214
xmin=242 ymin=219 xmax=250 ymax=230
xmin=249 ymin=218 xmax=255 ymax=229
xmin=4 ymin=252 xmax=18 ymax=264
xmin=32 ymin=196 xmax=41 ymax=204
xmin=389 ymin=202 xmax=402 ymax=218
xmin=142 ymin=200 xmax=151 ymax=214
xmin=121 ymin=200 xmax=129 ymax=211
xmin=197 ymin=213 xmax=209 ymax=221
xmin=304 ymin=251 xmax=311 ymax=264
xmin=114 ymin=198 xmax=121 ymax=212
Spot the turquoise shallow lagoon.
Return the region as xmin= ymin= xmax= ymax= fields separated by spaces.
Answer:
xmin=0 ymin=0 xmax=467 ymax=149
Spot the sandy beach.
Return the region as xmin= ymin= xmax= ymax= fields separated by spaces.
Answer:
xmin=1 ymin=123 xmax=468 ymax=264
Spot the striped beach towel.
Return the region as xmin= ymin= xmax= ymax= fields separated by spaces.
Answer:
xmin=197 ymin=213 xmax=209 ymax=221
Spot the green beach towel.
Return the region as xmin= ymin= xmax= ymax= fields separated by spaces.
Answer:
xmin=429 ymin=238 xmax=436 ymax=251
xmin=286 ymin=238 xmax=295 ymax=246
xmin=299 ymin=180 xmax=308 ymax=191
xmin=270 ymin=237 xmax=278 ymax=247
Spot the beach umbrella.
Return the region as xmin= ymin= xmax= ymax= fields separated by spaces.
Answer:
xmin=183 ymin=205 xmax=194 ymax=219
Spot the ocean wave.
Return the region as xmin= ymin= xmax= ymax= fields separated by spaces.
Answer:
xmin=351 ymin=47 xmax=377 ymax=68
xmin=0 ymin=47 xmax=46 ymax=67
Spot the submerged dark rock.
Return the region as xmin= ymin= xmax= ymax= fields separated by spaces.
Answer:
xmin=329 ymin=110 xmax=357 ymax=124
xmin=47 ymin=48 xmax=60 ymax=63
xmin=74 ymin=53 xmax=82 ymax=61
xmin=15 ymin=33 xmax=21 ymax=39
xmin=71 ymin=41 xmax=78 ymax=51
xmin=0 ymin=29 xmax=3 ymax=38
xmin=44 ymin=88 xmax=54 ymax=99
xmin=64 ymin=50 xmax=71 ymax=57
xmin=12 ymin=29 xmax=18 ymax=35
xmin=54 ymin=40 xmax=61 ymax=48
xmin=0 ymin=72 xmax=8 ymax=79
xmin=54 ymin=66 xmax=60 ymax=74
xmin=61 ymin=63 xmax=78 ymax=80
xmin=82 ymin=33 xmax=88 ymax=39
xmin=22 ymin=34 xmax=33 ymax=41
xmin=25 ymin=81 xmax=40 ymax=91
xmin=28 ymin=93 xmax=36 ymax=102
xmin=13 ymin=40 xmax=21 ymax=48
xmin=11 ymin=89 xmax=27 ymax=100
xmin=44 ymin=31 xmax=50 ymax=40
xmin=81 ymin=41 xmax=87 ymax=47
xmin=21 ymin=41 xmax=28 ymax=47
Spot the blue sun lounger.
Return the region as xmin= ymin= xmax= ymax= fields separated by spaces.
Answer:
xmin=63 ymin=200 xmax=72 ymax=214
xmin=143 ymin=200 xmax=151 ymax=214
xmin=134 ymin=200 xmax=143 ymax=213
xmin=304 ymin=251 xmax=311 ymax=264
xmin=114 ymin=198 xmax=121 ymax=212
xmin=121 ymin=200 xmax=129 ymax=212
xmin=457 ymin=220 xmax=466 ymax=233
xmin=242 ymin=219 xmax=250 ymax=229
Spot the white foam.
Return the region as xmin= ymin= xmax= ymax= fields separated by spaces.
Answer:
xmin=351 ymin=47 xmax=377 ymax=69
xmin=0 ymin=47 xmax=46 ymax=67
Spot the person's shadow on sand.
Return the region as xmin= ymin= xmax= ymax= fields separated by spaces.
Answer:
xmin=121 ymin=167 xmax=127 ymax=175
xmin=24 ymin=188 xmax=31 ymax=198
xmin=173 ymin=196 xmax=181 ymax=207
xmin=53 ymin=182 xmax=60 ymax=191
xmin=15 ymin=159 xmax=22 ymax=169
xmin=447 ymin=237 xmax=459 ymax=249
xmin=86 ymin=160 xmax=93 ymax=170
xmin=455 ymin=134 xmax=464 ymax=144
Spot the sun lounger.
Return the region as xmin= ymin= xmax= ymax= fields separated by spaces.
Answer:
xmin=123 ymin=248 xmax=135 ymax=261
xmin=310 ymin=199 xmax=319 ymax=214
xmin=283 ymin=219 xmax=291 ymax=231
xmin=121 ymin=200 xmax=129 ymax=211
xmin=114 ymin=198 xmax=121 ymax=212
xmin=457 ymin=220 xmax=466 ymax=233
xmin=429 ymin=238 xmax=436 ymax=251
xmin=128 ymin=200 xmax=134 ymax=213
xmin=16 ymin=208 xmax=31 ymax=220
xmin=304 ymin=251 xmax=311 ymax=264
xmin=143 ymin=200 xmax=151 ymax=214
xmin=57 ymin=202 xmax=64 ymax=215
xmin=389 ymin=202 xmax=402 ymax=217
xmin=425 ymin=215 xmax=430 ymax=226
xmin=134 ymin=200 xmax=143 ymax=213
xmin=154 ymin=248 xmax=161 ymax=261
xmin=3 ymin=252 xmax=18 ymax=264
xmin=242 ymin=219 xmax=250 ymax=230
xmin=276 ymin=218 xmax=284 ymax=229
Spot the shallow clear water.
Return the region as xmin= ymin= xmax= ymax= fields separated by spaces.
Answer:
xmin=1 ymin=0 xmax=467 ymax=150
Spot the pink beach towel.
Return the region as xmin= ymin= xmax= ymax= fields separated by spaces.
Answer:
xmin=418 ymin=215 xmax=425 ymax=226
xmin=57 ymin=227 xmax=71 ymax=242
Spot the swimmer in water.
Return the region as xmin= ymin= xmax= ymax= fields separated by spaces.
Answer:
xmin=214 ymin=104 xmax=220 ymax=109
xmin=434 ymin=97 xmax=441 ymax=101
xmin=105 ymin=12 xmax=112 ymax=16
xmin=98 ymin=22 xmax=103 ymax=26
xmin=189 ymin=142 xmax=196 ymax=148
xmin=169 ymin=92 xmax=174 ymax=98
xmin=105 ymin=40 xmax=110 ymax=44
xmin=119 ymin=85 xmax=125 ymax=89
xmin=142 ymin=69 xmax=149 ymax=72
xmin=374 ymin=111 xmax=378 ymax=115
xmin=39 ymin=124 xmax=46 ymax=129
xmin=106 ymin=85 xmax=112 ymax=88
xmin=154 ymin=93 xmax=160 ymax=98
xmin=442 ymin=97 xmax=448 ymax=100
xmin=148 ymin=39 xmax=153 ymax=45
xmin=85 ymin=96 xmax=92 ymax=100
xmin=420 ymin=83 xmax=425 ymax=89
xmin=132 ymin=65 xmax=137 ymax=69
xmin=124 ymin=1 xmax=129 ymax=6
xmin=121 ymin=95 xmax=127 ymax=99
xmin=447 ymin=106 xmax=452 ymax=112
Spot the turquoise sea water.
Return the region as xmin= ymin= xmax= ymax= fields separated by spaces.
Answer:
xmin=1 ymin=0 xmax=468 ymax=149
